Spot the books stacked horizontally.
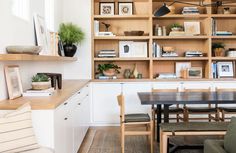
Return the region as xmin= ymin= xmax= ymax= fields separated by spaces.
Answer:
xmin=182 ymin=7 xmax=199 ymax=15
xmin=23 ymin=88 xmax=55 ymax=97
xmin=97 ymin=50 xmax=116 ymax=58
xmin=215 ymin=31 xmax=233 ymax=36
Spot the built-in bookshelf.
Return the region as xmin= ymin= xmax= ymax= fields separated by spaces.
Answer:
xmin=92 ymin=0 xmax=236 ymax=81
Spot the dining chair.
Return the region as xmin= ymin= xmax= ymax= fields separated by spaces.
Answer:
xmin=184 ymin=88 xmax=219 ymax=122
xmin=117 ymin=94 xmax=153 ymax=153
xmin=216 ymin=88 xmax=236 ymax=122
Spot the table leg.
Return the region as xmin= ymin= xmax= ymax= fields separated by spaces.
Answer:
xmin=156 ymin=105 xmax=161 ymax=142
xmin=164 ymin=105 xmax=170 ymax=123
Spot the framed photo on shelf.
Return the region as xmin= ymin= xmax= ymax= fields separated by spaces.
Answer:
xmin=99 ymin=2 xmax=115 ymax=15
xmin=118 ymin=2 xmax=133 ymax=15
xmin=119 ymin=41 xmax=133 ymax=57
xmin=119 ymin=41 xmax=147 ymax=57
xmin=184 ymin=22 xmax=200 ymax=35
xmin=217 ymin=62 xmax=234 ymax=78
xmin=175 ymin=62 xmax=191 ymax=78
xmin=187 ymin=67 xmax=202 ymax=79
xmin=4 ymin=65 xmax=23 ymax=100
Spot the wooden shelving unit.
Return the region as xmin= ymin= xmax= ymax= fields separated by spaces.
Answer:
xmin=92 ymin=0 xmax=236 ymax=81
xmin=0 ymin=54 xmax=77 ymax=61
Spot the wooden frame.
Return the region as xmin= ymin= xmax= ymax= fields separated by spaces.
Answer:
xmin=4 ymin=65 xmax=23 ymax=100
xmin=99 ymin=2 xmax=115 ymax=15
xmin=187 ymin=67 xmax=202 ymax=79
xmin=118 ymin=2 xmax=133 ymax=15
xmin=217 ymin=62 xmax=234 ymax=78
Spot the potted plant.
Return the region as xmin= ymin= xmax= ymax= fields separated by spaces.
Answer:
xmin=170 ymin=23 xmax=183 ymax=31
xmin=97 ymin=63 xmax=121 ymax=76
xmin=212 ymin=42 xmax=225 ymax=57
xmin=58 ymin=23 xmax=85 ymax=57
xmin=31 ymin=74 xmax=51 ymax=90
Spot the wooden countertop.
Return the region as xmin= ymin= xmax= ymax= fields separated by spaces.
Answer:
xmin=0 ymin=80 xmax=90 ymax=110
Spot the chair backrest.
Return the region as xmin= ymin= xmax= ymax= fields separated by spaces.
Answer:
xmin=184 ymin=88 xmax=211 ymax=92
xmin=216 ymin=88 xmax=236 ymax=92
xmin=117 ymin=94 xmax=125 ymax=123
xmin=152 ymin=88 xmax=178 ymax=93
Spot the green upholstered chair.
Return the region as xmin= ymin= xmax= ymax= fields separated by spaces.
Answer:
xmin=204 ymin=117 xmax=236 ymax=153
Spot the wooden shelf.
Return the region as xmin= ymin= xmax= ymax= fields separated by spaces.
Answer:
xmin=94 ymin=36 xmax=150 ymax=40
xmin=0 ymin=54 xmax=77 ymax=61
xmin=94 ymin=57 xmax=150 ymax=61
xmin=211 ymin=36 xmax=236 ymax=39
xmin=153 ymin=14 xmax=209 ymax=19
xmin=94 ymin=15 xmax=150 ymax=19
xmin=211 ymin=57 xmax=236 ymax=61
xmin=211 ymin=14 xmax=236 ymax=18
xmin=153 ymin=36 xmax=209 ymax=40
xmin=153 ymin=57 xmax=209 ymax=61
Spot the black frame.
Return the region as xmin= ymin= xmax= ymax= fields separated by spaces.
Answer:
xmin=99 ymin=2 xmax=115 ymax=15
xmin=118 ymin=2 xmax=133 ymax=15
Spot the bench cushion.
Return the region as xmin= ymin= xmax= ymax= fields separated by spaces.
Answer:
xmin=224 ymin=117 xmax=236 ymax=153
xmin=160 ymin=122 xmax=229 ymax=132
xmin=124 ymin=114 xmax=150 ymax=123
xmin=204 ymin=140 xmax=226 ymax=153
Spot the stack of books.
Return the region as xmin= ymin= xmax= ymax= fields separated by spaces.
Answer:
xmin=23 ymin=88 xmax=55 ymax=97
xmin=97 ymin=50 xmax=116 ymax=58
xmin=185 ymin=51 xmax=203 ymax=57
xmin=182 ymin=7 xmax=199 ymax=15
xmin=215 ymin=31 xmax=233 ymax=36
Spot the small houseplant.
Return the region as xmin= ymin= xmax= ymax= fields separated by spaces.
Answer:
xmin=59 ymin=23 xmax=85 ymax=57
xmin=212 ymin=42 xmax=225 ymax=57
xmin=170 ymin=23 xmax=183 ymax=31
xmin=31 ymin=74 xmax=51 ymax=90
xmin=97 ymin=63 xmax=121 ymax=76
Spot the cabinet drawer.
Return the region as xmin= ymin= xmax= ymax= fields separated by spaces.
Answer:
xmin=71 ymin=85 xmax=89 ymax=102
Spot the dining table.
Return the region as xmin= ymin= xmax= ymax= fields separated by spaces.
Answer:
xmin=138 ymin=91 xmax=236 ymax=142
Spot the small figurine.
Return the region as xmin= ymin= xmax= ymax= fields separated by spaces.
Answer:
xmin=102 ymin=22 xmax=111 ymax=32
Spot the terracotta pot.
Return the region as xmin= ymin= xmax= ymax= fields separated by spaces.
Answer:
xmin=32 ymin=81 xmax=51 ymax=90
xmin=214 ymin=48 xmax=224 ymax=57
xmin=103 ymin=69 xmax=116 ymax=76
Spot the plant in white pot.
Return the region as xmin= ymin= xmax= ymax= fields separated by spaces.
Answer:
xmin=58 ymin=23 xmax=85 ymax=57
xmin=31 ymin=74 xmax=51 ymax=90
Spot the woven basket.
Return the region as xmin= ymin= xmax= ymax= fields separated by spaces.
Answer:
xmin=32 ymin=81 xmax=51 ymax=90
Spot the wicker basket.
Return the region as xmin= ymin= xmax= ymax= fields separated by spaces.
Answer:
xmin=31 ymin=81 xmax=51 ymax=90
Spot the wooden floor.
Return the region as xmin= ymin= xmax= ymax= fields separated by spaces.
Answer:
xmin=77 ymin=127 xmax=210 ymax=153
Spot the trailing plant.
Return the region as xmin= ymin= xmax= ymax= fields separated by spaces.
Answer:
xmin=212 ymin=42 xmax=225 ymax=49
xmin=170 ymin=23 xmax=183 ymax=29
xmin=58 ymin=23 xmax=85 ymax=45
xmin=32 ymin=74 xmax=50 ymax=82
xmin=97 ymin=63 xmax=121 ymax=74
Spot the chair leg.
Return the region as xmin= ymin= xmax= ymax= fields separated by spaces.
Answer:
xmin=222 ymin=110 xmax=225 ymax=122
xmin=184 ymin=109 xmax=189 ymax=122
xmin=208 ymin=114 xmax=211 ymax=122
xmin=152 ymin=108 xmax=156 ymax=141
xmin=121 ymin=124 xmax=125 ymax=153
xmin=150 ymin=122 xmax=153 ymax=153
xmin=176 ymin=114 xmax=180 ymax=122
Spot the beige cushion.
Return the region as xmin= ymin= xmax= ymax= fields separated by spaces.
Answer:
xmin=23 ymin=147 xmax=53 ymax=153
xmin=0 ymin=103 xmax=40 ymax=153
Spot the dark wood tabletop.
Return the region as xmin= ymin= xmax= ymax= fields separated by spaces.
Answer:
xmin=138 ymin=91 xmax=236 ymax=105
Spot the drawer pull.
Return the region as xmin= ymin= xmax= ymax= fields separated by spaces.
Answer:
xmin=77 ymin=92 xmax=81 ymax=94
xmin=78 ymin=103 xmax=81 ymax=105
xmin=64 ymin=102 xmax=68 ymax=105
xmin=64 ymin=118 xmax=68 ymax=120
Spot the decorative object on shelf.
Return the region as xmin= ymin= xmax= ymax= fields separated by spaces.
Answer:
xmin=97 ymin=50 xmax=116 ymax=58
xmin=118 ymin=2 xmax=133 ymax=15
xmin=162 ymin=46 xmax=178 ymax=57
xmin=33 ymin=14 xmax=50 ymax=55
xmin=187 ymin=67 xmax=202 ymax=78
xmin=182 ymin=7 xmax=199 ymax=15
xmin=37 ymin=73 xmax=62 ymax=89
xmin=212 ymin=42 xmax=225 ymax=57
xmin=119 ymin=41 xmax=147 ymax=57
xmin=156 ymin=73 xmax=177 ymax=79
xmin=4 ymin=65 xmax=23 ymax=100
xmin=124 ymin=31 xmax=144 ymax=36
xmin=97 ymin=63 xmax=121 ymax=77
xmin=6 ymin=46 xmax=42 ymax=54
xmin=158 ymin=27 xmax=162 ymax=36
xmin=180 ymin=69 xmax=188 ymax=79
xmin=226 ymin=48 xmax=236 ymax=57
xmin=217 ymin=62 xmax=234 ymax=78
xmin=215 ymin=31 xmax=233 ymax=36
xmin=102 ymin=22 xmax=111 ymax=32
xmin=94 ymin=20 xmax=100 ymax=36
xmin=154 ymin=24 xmax=159 ymax=36
xmin=31 ymin=74 xmax=51 ymax=90
xmin=59 ymin=23 xmax=85 ymax=57
xmin=153 ymin=42 xmax=161 ymax=57
xmin=124 ymin=69 xmax=132 ymax=79
xmin=168 ymin=5 xmax=175 ymax=14
xmin=184 ymin=22 xmax=200 ymax=36
xmin=50 ymin=32 xmax=59 ymax=56
xmin=185 ymin=51 xmax=203 ymax=57
xmin=99 ymin=2 xmax=115 ymax=15
xmin=223 ymin=7 xmax=231 ymax=14
xmin=162 ymin=26 xmax=167 ymax=36
xmin=132 ymin=64 xmax=139 ymax=78
xmin=58 ymin=37 xmax=65 ymax=56
xmin=137 ymin=73 xmax=143 ymax=79
xmin=175 ymin=62 xmax=191 ymax=78
xmin=170 ymin=23 xmax=183 ymax=32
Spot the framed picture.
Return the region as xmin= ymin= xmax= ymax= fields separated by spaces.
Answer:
xmin=175 ymin=62 xmax=191 ymax=78
xmin=99 ymin=2 xmax=115 ymax=15
xmin=187 ymin=67 xmax=202 ymax=78
xmin=4 ymin=65 xmax=23 ymax=100
xmin=33 ymin=14 xmax=50 ymax=55
xmin=184 ymin=22 xmax=200 ymax=35
xmin=119 ymin=41 xmax=147 ymax=57
xmin=217 ymin=62 xmax=234 ymax=78
xmin=119 ymin=41 xmax=133 ymax=57
xmin=118 ymin=2 xmax=133 ymax=15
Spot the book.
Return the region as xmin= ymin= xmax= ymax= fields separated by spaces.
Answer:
xmin=23 ymin=92 xmax=53 ymax=97
xmin=25 ymin=88 xmax=55 ymax=93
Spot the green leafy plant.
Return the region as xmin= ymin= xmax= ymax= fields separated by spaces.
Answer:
xmin=32 ymin=74 xmax=50 ymax=82
xmin=58 ymin=23 xmax=85 ymax=45
xmin=212 ymin=42 xmax=225 ymax=49
xmin=97 ymin=63 xmax=121 ymax=74
xmin=170 ymin=23 xmax=183 ymax=29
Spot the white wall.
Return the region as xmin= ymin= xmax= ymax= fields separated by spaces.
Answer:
xmin=0 ymin=0 xmax=91 ymax=100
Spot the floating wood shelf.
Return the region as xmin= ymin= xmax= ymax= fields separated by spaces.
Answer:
xmin=94 ymin=36 xmax=150 ymax=40
xmin=94 ymin=15 xmax=150 ymax=19
xmin=212 ymin=57 xmax=236 ymax=61
xmin=153 ymin=14 xmax=209 ymax=19
xmin=153 ymin=57 xmax=209 ymax=61
xmin=211 ymin=36 xmax=236 ymax=39
xmin=152 ymin=36 xmax=209 ymax=40
xmin=211 ymin=14 xmax=236 ymax=18
xmin=94 ymin=57 xmax=150 ymax=61
xmin=0 ymin=54 xmax=77 ymax=61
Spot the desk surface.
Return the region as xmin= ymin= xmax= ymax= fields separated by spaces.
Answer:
xmin=138 ymin=92 xmax=236 ymax=105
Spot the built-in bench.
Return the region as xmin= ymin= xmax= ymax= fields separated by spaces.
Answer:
xmin=159 ymin=122 xmax=229 ymax=153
